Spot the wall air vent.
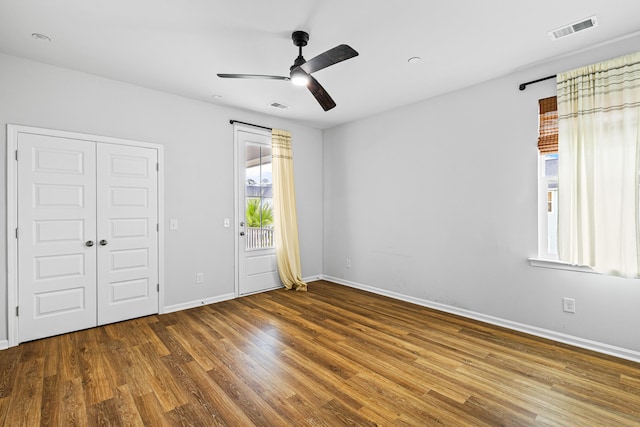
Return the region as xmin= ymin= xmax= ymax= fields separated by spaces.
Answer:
xmin=549 ymin=16 xmax=598 ymax=41
xmin=269 ymin=101 xmax=290 ymax=110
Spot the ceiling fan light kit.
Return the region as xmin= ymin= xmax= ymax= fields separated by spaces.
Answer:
xmin=217 ymin=30 xmax=358 ymax=111
xmin=290 ymin=68 xmax=310 ymax=86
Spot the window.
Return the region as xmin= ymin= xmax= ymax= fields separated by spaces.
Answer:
xmin=245 ymin=144 xmax=274 ymax=250
xmin=539 ymin=153 xmax=558 ymax=259
xmin=537 ymin=96 xmax=558 ymax=260
xmin=534 ymin=53 xmax=640 ymax=277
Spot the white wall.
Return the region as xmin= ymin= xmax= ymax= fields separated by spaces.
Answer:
xmin=0 ymin=53 xmax=323 ymax=342
xmin=323 ymin=34 xmax=640 ymax=358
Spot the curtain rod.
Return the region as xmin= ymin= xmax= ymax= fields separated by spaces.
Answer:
xmin=518 ymin=75 xmax=555 ymax=91
xmin=229 ymin=120 xmax=272 ymax=131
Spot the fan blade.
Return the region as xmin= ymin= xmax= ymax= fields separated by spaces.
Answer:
xmin=217 ymin=73 xmax=289 ymax=80
xmin=300 ymin=44 xmax=359 ymax=74
xmin=307 ymin=75 xmax=336 ymax=111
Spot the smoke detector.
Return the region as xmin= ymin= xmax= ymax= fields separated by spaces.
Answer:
xmin=548 ymin=16 xmax=598 ymax=41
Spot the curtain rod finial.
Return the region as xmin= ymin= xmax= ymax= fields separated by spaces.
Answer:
xmin=519 ymin=75 xmax=555 ymax=92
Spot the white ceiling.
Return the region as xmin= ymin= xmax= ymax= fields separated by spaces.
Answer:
xmin=1 ymin=1 xmax=640 ymax=129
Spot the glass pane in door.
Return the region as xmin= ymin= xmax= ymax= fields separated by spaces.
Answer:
xmin=245 ymin=144 xmax=273 ymax=250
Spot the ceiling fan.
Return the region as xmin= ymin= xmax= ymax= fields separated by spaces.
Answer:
xmin=217 ymin=31 xmax=358 ymax=111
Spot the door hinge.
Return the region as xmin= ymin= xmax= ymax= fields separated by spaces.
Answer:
xmin=15 ymin=150 xmax=18 ymax=161
xmin=156 ymin=223 xmax=159 ymax=232
xmin=15 ymin=228 xmax=18 ymax=239
xmin=156 ymin=163 xmax=159 ymax=172
xmin=157 ymin=284 xmax=160 ymax=292
xmin=16 ymin=306 xmax=19 ymax=317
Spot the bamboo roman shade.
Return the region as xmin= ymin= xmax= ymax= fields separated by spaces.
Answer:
xmin=538 ymin=96 xmax=558 ymax=153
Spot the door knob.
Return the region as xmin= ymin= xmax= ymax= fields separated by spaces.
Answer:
xmin=85 ymin=240 xmax=94 ymax=247
xmin=239 ymin=232 xmax=245 ymax=236
xmin=99 ymin=239 xmax=108 ymax=246
xmin=240 ymin=222 xmax=245 ymax=227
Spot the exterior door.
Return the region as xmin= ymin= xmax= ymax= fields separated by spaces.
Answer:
xmin=237 ymin=129 xmax=280 ymax=295
xmin=97 ymin=143 xmax=159 ymax=325
xmin=17 ymin=132 xmax=159 ymax=342
xmin=17 ymin=133 xmax=98 ymax=342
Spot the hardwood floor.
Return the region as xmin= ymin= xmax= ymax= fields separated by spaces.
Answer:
xmin=1 ymin=280 xmax=639 ymax=426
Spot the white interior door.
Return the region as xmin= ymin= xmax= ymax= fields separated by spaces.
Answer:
xmin=237 ymin=129 xmax=281 ymax=295
xmin=97 ymin=143 xmax=159 ymax=325
xmin=16 ymin=130 xmax=160 ymax=342
xmin=17 ymin=133 xmax=98 ymax=342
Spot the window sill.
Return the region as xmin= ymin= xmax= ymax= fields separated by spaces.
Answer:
xmin=528 ymin=258 xmax=599 ymax=274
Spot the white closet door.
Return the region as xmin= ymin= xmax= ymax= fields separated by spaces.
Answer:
xmin=96 ymin=143 xmax=159 ymax=325
xmin=17 ymin=133 xmax=98 ymax=342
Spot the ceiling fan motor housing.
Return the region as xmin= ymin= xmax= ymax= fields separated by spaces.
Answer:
xmin=292 ymin=31 xmax=309 ymax=47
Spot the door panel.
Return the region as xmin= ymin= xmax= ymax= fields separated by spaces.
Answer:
xmin=237 ymin=130 xmax=280 ymax=295
xmin=246 ymin=254 xmax=278 ymax=275
xmin=243 ymin=254 xmax=279 ymax=295
xmin=34 ymin=184 xmax=85 ymax=207
xmin=17 ymin=133 xmax=97 ymax=342
xmin=110 ymin=218 xmax=148 ymax=238
xmin=35 ymin=253 xmax=85 ymax=280
xmin=97 ymin=143 xmax=158 ymax=325
xmin=35 ymin=287 xmax=85 ymax=315
xmin=35 ymin=219 xmax=84 ymax=243
xmin=110 ymin=187 xmax=149 ymax=207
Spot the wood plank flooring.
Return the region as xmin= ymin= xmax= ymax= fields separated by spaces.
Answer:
xmin=1 ymin=280 xmax=639 ymax=426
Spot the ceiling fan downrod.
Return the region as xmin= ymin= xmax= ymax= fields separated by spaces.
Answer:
xmin=291 ymin=31 xmax=309 ymax=69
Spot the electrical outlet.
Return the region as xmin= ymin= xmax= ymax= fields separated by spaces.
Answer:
xmin=196 ymin=273 xmax=204 ymax=284
xmin=345 ymin=258 xmax=352 ymax=269
xmin=169 ymin=219 xmax=178 ymax=230
xmin=563 ymin=297 xmax=576 ymax=313
xmin=223 ymin=218 xmax=230 ymax=228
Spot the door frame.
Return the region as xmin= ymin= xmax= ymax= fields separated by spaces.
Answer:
xmin=6 ymin=124 xmax=165 ymax=347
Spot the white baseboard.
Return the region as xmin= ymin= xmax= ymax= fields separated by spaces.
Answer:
xmin=162 ymin=277 xmax=320 ymax=315
xmin=0 ymin=340 xmax=8 ymax=350
xmin=321 ymin=275 xmax=640 ymax=364
xmin=163 ymin=293 xmax=235 ymax=314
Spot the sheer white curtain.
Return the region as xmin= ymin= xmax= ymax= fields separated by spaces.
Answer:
xmin=557 ymin=52 xmax=640 ymax=278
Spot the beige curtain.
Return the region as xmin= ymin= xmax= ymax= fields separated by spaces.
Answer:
xmin=272 ymin=129 xmax=307 ymax=291
xmin=557 ymin=52 xmax=640 ymax=277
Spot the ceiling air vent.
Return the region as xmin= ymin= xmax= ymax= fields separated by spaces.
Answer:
xmin=269 ymin=101 xmax=290 ymax=110
xmin=549 ymin=16 xmax=598 ymax=41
